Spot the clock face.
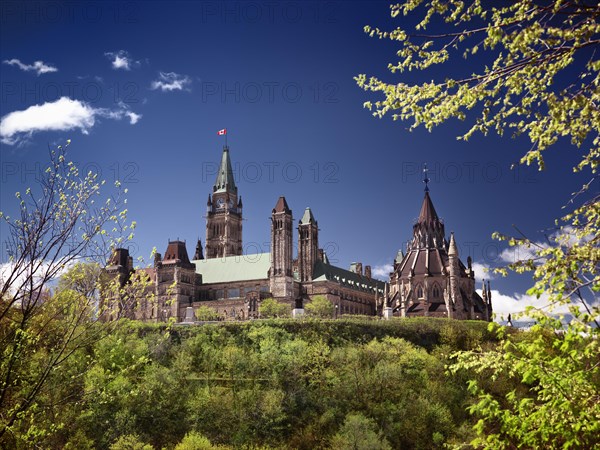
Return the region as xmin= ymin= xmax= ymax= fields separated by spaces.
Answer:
xmin=216 ymin=198 xmax=225 ymax=208
xmin=228 ymin=199 xmax=234 ymax=208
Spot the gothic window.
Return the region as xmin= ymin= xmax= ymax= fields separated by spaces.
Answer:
xmin=417 ymin=285 xmax=424 ymax=298
xmin=432 ymin=285 xmax=440 ymax=299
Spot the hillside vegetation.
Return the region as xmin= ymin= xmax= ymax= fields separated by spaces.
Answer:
xmin=5 ymin=317 xmax=511 ymax=449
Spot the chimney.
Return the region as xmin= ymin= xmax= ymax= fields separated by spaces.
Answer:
xmin=356 ymin=262 xmax=363 ymax=276
xmin=365 ymin=265 xmax=372 ymax=279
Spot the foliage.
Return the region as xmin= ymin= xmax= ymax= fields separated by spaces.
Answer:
xmin=355 ymin=0 xmax=600 ymax=173
xmin=449 ymin=201 xmax=600 ymax=447
xmin=196 ymin=305 xmax=221 ymax=321
xmin=11 ymin=318 xmax=499 ymax=449
xmin=330 ymin=413 xmax=391 ymax=450
xmin=356 ymin=1 xmax=600 ymax=448
xmin=305 ymin=295 xmax=335 ymax=318
xmin=450 ymin=322 xmax=600 ymax=449
xmin=0 ymin=142 xmax=135 ymax=446
xmin=110 ymin=435 xmax=154 ymax=450
xmin=258 ymin=298 xmax=290 ymax=318
xmin=175 ymin=432 xmax=229 ymax=450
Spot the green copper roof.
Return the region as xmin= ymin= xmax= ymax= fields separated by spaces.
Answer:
xmin=214 ymin=147 xmax=237 ymax=193
xmin=299 ymin=207 xmax=316 ymax=225
xmin=193 ymin=253 xmax=270 ymax=283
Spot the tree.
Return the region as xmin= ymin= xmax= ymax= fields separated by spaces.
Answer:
xmin=258 ymin=297 xmax=290 ymax=318
xmin=356 ymin=2 xmax=599 ymax=448
xmin=305 ymin=295 xmax=335 ymax=318
xmin=174 ymin=432 xmax=227 ymax=450
xmin=195 ymin=305 xmax=221 ymax=321
xmin=355 ymin=1 xmax=599 ymax=173
xmin=110 ymin=435 xmax=154 ymax=450
xmin=330 ymin=413 xmax=391 ymax=450
xmin=0 ymin=142 xmax=135 ymax=446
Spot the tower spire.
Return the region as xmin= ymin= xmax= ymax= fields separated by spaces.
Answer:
xmin=423 ymin=163 xmax=430 ymax=192
xmin=213 ymin=146 xmax=237 ymax=193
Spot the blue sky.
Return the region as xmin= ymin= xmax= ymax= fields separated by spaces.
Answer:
xmin=0 ymin=1 xmax=593 ymax=316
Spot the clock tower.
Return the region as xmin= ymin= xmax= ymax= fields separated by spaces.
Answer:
xmin=205 ymin=146 xmax=243 ymax=259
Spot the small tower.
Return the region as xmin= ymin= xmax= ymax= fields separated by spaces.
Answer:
xmin=193 ymin=239 xmax=204 ymax=260
xmin=205 ymin=146 xmax=243 ymax=258
xmin=101 ymin=248 xmax=135 ymax=320
xmin=270 ymin=197 xmax=294 ymax=300
xmin=298 ymin=207 xmax=318 ymax=282
xmin=448 ymin=232 xmax=462 ymax=319
xmin=487 ymin=280 xmax=493 ymax=320
xmin=155 ymin=240 xmax=196 ymax=321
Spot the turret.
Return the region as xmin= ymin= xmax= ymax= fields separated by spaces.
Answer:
xmin=411 ymin=191 xmax=446 ymax=250
xmin=298 ymin=207 xmax=319 ymax=282
xmin=481 ymin=279 xmax=488 ymax=302
xmin=447 ymin=232 xmax=461 ymax=318
xmin=270 ymin=196 xmax=294 ymax=299
xmin=156 ymin=240 xmax=195 ymax=322
xmin=205 ymin=146 xmax=243 ymax=258
xmin=194 ymin=239 xmax=204 ymax=260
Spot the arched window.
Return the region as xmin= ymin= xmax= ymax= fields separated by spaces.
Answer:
xmin=417 ymin=285 xmax=424 ymax=298
xmin=432 ymin=284 xmax=440 ymax=299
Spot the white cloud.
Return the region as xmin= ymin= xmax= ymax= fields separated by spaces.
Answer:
xmin=482 ymin=289 xmax=550 ymax=320
xmin=498 ymin=244 xmax=543 ymax=265
xmin=481 ymin=288 xmax=598 ymax=323
xmin=372 ymin=263 xmax=393 ymax=279
xmin=471 ymin=261 xmax=497 ymax=281
xmin=126 ymin=111 xmax=142 ymax=124
xmin=151 ymin=71 xmax=192 ymax=92
xmin=0 ymin=259 xmax=74 ymax=300
xmin=3 ymin=58 xmax=58 ymax=75
xmin=0 ymin=97 xmax=141 ymax=145
xmin=104 ymin=50 xmax=139 ymax=70
xmin=496 ymin=226 xmax=590 ymax=266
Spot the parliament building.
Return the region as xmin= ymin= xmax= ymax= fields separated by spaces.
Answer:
xmin=103 ymin=146 xmax=492 ymax=322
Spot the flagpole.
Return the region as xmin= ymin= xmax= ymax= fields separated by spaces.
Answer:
xmin=226 ymin=129 xmax=228 ymax=148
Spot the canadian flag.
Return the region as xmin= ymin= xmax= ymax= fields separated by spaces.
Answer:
xmin=217 ymin=129 xmax=227 ymax=135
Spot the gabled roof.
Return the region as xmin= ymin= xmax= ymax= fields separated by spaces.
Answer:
xmin=193 ymin=253 xmax=271 ymax=284
xmin=273 ymin=196 xmax=291 ymax=214
xmin=214 ymin=147 xmax=237 ymax=193
xmin=311 ymin=260 xmax=386 ymax=293
xmin=299 ymin=207 xmax=316 ymax=225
